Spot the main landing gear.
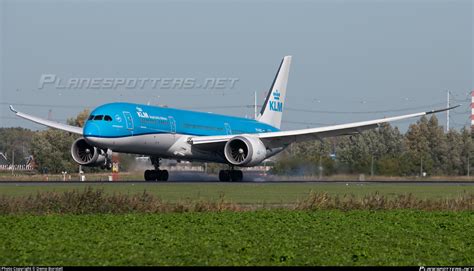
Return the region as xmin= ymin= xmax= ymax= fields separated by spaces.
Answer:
xmin=218 ymin=166 xmax=243 ymax=182
xmin=144 ymin=156 xmax=169 ymax=182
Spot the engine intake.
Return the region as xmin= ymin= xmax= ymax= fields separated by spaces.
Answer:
xmin=224 ymin=136 xmax=267 ymax=166
xmin=71 ymin=137 xmax=108 ymax=167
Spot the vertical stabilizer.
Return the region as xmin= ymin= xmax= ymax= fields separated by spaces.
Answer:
xmin=257 ymin=56 xmax=292 ymax=129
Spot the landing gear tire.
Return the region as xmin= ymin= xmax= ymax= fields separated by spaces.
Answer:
xmin=230 ymin=170 xmax=243 ymax=182
xmin=152 ymin=170 xmax=160 ymax=181
xmin=219 ymin=170 xmax=231 ymax=182
xmin=144 ymin=170 xmax=154 ymax=181
xmin=219 ymin=170 xmax=243 ymax=182
xmin=160 ymin=170 xmax=169 ymax=181
xmin=144 ymin=169 xmax=169 ymax=181
xmin=144 ymin=156 xmax=169 ymax=182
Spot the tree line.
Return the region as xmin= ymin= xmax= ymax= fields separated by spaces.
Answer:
xmin=1 ymin=111 xmax=473 ymax=176
xmin=1 ymin=109 xmax=135 ymax=174
xmin=272 ymin=115 xmax=473 ymax=177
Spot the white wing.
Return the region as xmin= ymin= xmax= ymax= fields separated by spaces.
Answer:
xmin=9 ymin=105 xmax=83 ymax=135
xmin=189 ymin=106 xmax=459 ymax=148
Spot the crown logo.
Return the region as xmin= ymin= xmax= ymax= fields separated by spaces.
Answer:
xmin=273 ymin=90 xmax=281 ymax=100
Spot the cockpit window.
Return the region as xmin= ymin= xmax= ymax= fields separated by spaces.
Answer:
xmin=88 ymin=115 xmax=94 ymax=120
xmin=104 ymin=115 xmax=112 ymax=121
xmin=94 ymin=115 xmax=104 ymax=120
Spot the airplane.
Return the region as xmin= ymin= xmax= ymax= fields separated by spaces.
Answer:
xmin=9 ymin=56 xmax=458 ymax=182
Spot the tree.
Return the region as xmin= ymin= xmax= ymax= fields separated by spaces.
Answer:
xmin=367 ymin=124 xmax=405 ymax=176
xmin=271 ymin=139 xmax=336 ymax=176
xmin=404 ymin=116 xmax=432 ymax=175
xmin=0 ymin=127 xmax=35 ymax=164
xmin=67 ymin=109 xmax=90 ymax=127
xmin=427 ymin=115 xmax=448 ymax=175
xmin=30 ymin=109 xmax=89 ymax=174
xmin=459 ymin=127 xmax=474 ymax=175
xmin=30 ymin=129 xmax=77 ymax=173
xmin=445 ymin=130 xmax=462 ymax=175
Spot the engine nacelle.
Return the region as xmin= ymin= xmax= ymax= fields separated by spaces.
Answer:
xmin=71 ymin=137 xmax=109 ymax=167
xmin=224 ymin=136 xmax=267 ymax=166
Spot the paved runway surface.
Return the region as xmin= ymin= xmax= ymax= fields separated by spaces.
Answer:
xmin=2 ymin=171 xmax=474 ymax=185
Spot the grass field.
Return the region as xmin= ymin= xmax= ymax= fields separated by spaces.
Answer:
xmin=0 ymin=211 xmax=472 ymax=266
xmin=0 ymin=183 xmax=471 ymax=266
xmin=0 ymin=182 xmax=472 ymax=203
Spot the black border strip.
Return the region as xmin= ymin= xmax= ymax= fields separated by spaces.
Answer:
xmin=41 ymin=266 xmax=427 ymax=271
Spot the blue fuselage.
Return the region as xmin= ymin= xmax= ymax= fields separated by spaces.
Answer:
xmin=83 ymin=102 xmax=279 ymax=138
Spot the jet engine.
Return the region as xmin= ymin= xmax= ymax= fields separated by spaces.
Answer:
xmin=71 ymin=137 xmax=111 ymax=168
xmin=224 ymin=136 xmax=267 ymax=166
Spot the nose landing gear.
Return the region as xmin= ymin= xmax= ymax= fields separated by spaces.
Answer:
xmin=144 ymin=156 xmax=169 ymax=182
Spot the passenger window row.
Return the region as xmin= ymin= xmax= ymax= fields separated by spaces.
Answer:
xmin=88 ymin=115 xmax=112 ymax=121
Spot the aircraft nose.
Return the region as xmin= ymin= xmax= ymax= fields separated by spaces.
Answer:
xmin=84 ymin=122 xmax=101 ymax=137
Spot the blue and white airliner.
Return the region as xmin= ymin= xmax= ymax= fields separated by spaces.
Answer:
xmin=10 ymin=56 xmax=457 ymax=181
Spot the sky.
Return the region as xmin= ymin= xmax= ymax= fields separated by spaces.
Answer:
xmin=0 ymin=0 xmax=472 ymax=132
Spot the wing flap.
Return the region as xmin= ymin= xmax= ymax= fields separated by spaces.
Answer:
xmin=260 ymin=123 xmax=380 ymax=147
xmin=190 ymin=135 xmax=233 ymax=145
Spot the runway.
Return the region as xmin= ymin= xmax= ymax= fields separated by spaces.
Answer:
xmin=2 ymin=171 xmax=474 ymax=185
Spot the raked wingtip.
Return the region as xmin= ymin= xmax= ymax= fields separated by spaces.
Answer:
xmin=426 ymin=104 xmax=461 ymax=115
xmin=9 ymin=105 xmax=17 ymax=113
